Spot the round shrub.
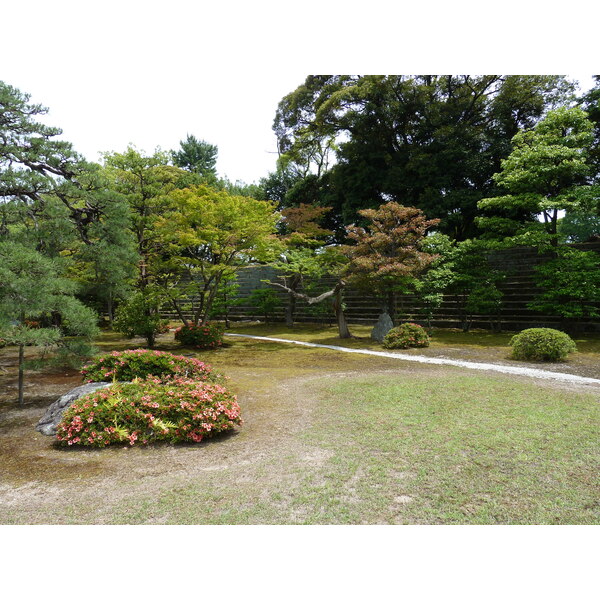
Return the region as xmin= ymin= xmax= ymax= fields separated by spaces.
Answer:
xmin=509 ymin=328 xmax=576 ymax=362
xmin=174 ymin=322 xmax=224 ymax=350
xmin=383 ymin=322 xmax=430 ymax=349
xmin=81 ymin=349 xmax=218 ymax=383
xmin=56 ymin=377 xmax=242 ymax=447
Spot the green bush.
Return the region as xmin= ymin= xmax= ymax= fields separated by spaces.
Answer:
xmin=113 ymin=290 xmax=169 ymax=348
xmin=56 ymin=377 xmax=241 ymax=447
xmin=383 ymin=323 xmax=430 ymax=349
xmin=81 ymin=349 xmax=219 ymax=383
xmin=174 ymin=322 xmax=224 ymax=349
xmin=509 ymin=328 xmax=577 ymax=362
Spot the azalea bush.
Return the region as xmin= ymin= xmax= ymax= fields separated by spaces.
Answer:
xmin=56 ymin=377 xmax=242 ymax=447
xmin=509 ymin=328 xmax=576 ymax=362
xmin=81 ymin=349 xmax=218 ymax=383
xmin=383 ymin=323 xmax=430 ymax=349
xmin=174 ymin=322 xmax=224 ymax=350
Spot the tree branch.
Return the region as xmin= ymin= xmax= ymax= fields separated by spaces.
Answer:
xmin=266 ymin=279 xmax=345 ymax=304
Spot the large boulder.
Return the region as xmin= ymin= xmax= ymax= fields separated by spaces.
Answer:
xmin=371 ymin=312 xmax=394 ymax=343
xmin=36 ymin=382 xmax=114 ymax=436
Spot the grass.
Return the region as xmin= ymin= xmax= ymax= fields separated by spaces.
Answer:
xmin=0 ymin=325 xmax=598 ymax=525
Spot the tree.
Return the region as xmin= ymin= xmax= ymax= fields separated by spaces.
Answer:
xmin=528 ymin=247 xmax=600 ymax=327
xmin=154 ymin=185 xmax=279 ymax=325
xmin=1 ymin=81 xmax=138 ymax=324
xmin=172 ymin=134 xmax=218 ymax=179
xmin=414 ymin=233 xmax=457 ymax=329
xmin=445 ymin=240 xmax=505 ymax=332
xmin=0 ymin=81 xmax=126 ymax=245
xmin=478 ymin=107 xmax=598 ymax=246
xmin=0 ymin=242 xmax=98 ymax=404
xmin=343 ymin=203 xmax=440 ymax=321
xmin=558 ymin=210 xmax=600 ymax=242
xmin=274 ymin=75 xmax=575 ymax=240
xmin=270 ymin=203 xmax=333 ymax=326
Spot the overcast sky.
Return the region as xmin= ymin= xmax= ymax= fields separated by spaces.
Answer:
xmin=2 ymin=1 xmax=598 ymax=185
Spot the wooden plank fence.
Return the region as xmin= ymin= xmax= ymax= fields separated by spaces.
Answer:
xmin=160 ymin=242 xmax=600 ymax=333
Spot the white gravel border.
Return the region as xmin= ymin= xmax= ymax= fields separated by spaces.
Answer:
xmin=225 ymin=333 xmax=600 ymax=388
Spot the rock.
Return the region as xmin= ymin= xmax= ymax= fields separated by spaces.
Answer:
xmin=371 ymin=312 xmax=394 ymax=342
xmin=36 ymin=382 xmax=114 ymax=436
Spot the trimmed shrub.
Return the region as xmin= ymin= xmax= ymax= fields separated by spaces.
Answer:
xmin=174 ymin=322 xmax=224 ymax=350
xmin=56 ymin=377 xmax=242 ymax=447
xmin=383 ymin=323 xmax=430 ymax=349
xmin=81 ymin=349 xmax=218 ymax=383
xmin=509 ymin=328 xmax=577 ymax=362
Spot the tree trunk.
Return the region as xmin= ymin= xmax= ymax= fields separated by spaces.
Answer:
xmin=146 ymin=331 xmax=156 ymax=349
xmin=107 ymin=295 xmax=114 ymax=324
xmin=332 ymin=289 xmax=351 ymax=338
xmin=18 ymin=344 xmax=24 ymax=405
xmin=285 ymin=294 xmax=296 ymax=327
xmin=284 ymin=274 xmax=301 ymax=327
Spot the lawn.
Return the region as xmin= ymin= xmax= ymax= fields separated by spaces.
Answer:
xmin=0 ymin=324 xmax=598 ymax=524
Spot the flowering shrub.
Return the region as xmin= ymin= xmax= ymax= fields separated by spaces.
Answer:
xmin=56 ymin=377 xmax=242 ymax=447
xmin=81 ymin=349 xmax=218 ymax=383
xmin=383 ymin=323 xmax=430 ymax=349
xmin=509 ymin=328 xmax=576 ymax=362
xmin=174 ymin=322 xmax=224 ymax=350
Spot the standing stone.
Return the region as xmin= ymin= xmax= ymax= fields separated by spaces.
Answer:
xmin=35 ymin=382 xmax=114 ymax=436
xmin=371 ymin=312 xmax=394 ymax=343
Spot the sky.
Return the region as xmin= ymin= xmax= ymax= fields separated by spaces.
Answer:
xmin=2 ymin=1 xmax=598 ymax=186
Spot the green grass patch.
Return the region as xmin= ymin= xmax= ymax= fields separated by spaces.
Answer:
xmin=299 ymin=373 xmax=600 ymax=524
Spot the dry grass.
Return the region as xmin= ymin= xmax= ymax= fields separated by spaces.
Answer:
xmin=0 ymin=325 xmax=598 ymax=524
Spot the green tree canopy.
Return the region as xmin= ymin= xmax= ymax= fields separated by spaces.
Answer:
xmin=172 ymin=134 xmax=218 ymax=178
xmin=153 ymin=185 xmax=280 ymax=325
xmin=478 ymin=106 xmax=598 ymax=246
xmin=0 ymin=242 xmax=98 ymax=403
xmin=273 ymin=75 xmax=575 ymax=240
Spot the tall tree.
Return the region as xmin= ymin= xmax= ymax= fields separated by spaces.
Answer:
xmin=0 ymin=242 xmax=98 ymax=404
xmin=343 ymin=202 xmax=439 ymax=321
xmin=274 ymin=75 xmax=575 ymax=240
xmin=478 ymin=107 xmax=598 ymax=246
xmin=270 ymin=203 xmax=333 ymax=326
xmin=172 ymin=134 xmax=218 ymax=179
xmin=153 ymin=185 xmax=279 ymax=325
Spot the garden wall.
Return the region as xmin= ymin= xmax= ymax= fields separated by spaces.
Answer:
xmin=160 ymin=242 xmax=600 ymax=333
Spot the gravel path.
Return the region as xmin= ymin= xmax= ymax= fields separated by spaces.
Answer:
xmin=225 ymin=333 xmax=600 ymax=388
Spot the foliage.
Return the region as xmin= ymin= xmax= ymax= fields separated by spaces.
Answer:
xmin=81 ymin=349 xmax=218 ymax=383
xmin=248 ymin=288 xmax=281 ymax=323
xmin=557 ymin=211 xmax=600 ymax=242
xmin=383 ymin=323 xmax=430 ymax=349
xmin=154 ymin=184 xmax=279 ymax=325
xmin=414 ymin=233 xmax=456 ymax=327
xmin=445 ymin=239 xmax=505 ymax=332
xmin=101 ymin=146 xmax=185 ymax=288
xmin=56 ymin=377 xmax=241 ymax=447
xmin=269 ymin=203 xmax=334 ymax=326
xmin=206 ymin=272 xmax=243 ymax=326
xmin=0 ymin=241 xmax=99 ymax=402
xmin=343 ymin=202 xmax=440 ymax=318
xmin=478 ymin=107 xmax=598 ymax=245
xmin=274 ymin=75 xmax=575 ymax=240
xmin=509 ymin=328 xmax=576 ymax=362
xmin=172 ymin=134 xmax=218 ymax=179
xmin=113 ymin=289 xmax=169 ymax=348
xmin=174 ymin=322 xmax=224 ymax=349
xmin=528 ymin=248 xmax=600 ymax=319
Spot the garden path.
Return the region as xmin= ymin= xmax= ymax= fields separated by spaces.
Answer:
xmin=225 ymin=333 xmax=600 ymax=388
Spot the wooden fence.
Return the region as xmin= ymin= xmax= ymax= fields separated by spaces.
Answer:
xmin=160 ymin=242 xmax=600 ymax=333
